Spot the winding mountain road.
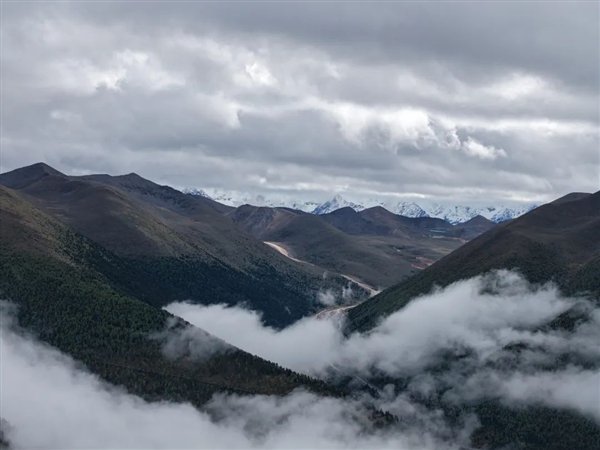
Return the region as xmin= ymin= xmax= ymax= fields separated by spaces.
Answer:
xmin=264 ymin=241 xmax=380 ymax=297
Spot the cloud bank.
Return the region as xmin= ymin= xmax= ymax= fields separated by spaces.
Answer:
xmin=166 ymin=271 xmax=600 ymax=421
xmin=150 ymin=316 xmax=231 ymax=362
xmin=0 ymin=307 xmax=460 ymax=450
xmin=2 ymin=272 xmax=599 ymax=449
xmin=2 ymin=2 xmax=598 ymax=205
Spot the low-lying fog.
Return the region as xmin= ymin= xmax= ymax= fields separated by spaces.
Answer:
xmin=2 ymin=271 xmax=599 ymax=448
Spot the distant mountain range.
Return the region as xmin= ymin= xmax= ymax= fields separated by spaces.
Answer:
xmin=185 ymin=188 xmax=322 ymax=214
xmin=185 ymin=189 xmax=537 ymax=224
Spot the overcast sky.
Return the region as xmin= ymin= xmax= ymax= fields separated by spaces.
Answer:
xmin=1 ymin=1 xmax=598 ymax=205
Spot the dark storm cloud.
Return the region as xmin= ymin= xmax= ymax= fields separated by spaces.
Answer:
xmin=1 ymin=1 xmax=598 ymax=204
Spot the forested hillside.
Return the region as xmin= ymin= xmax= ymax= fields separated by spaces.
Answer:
xmin=0 ymin=185 xmax=336 ymax=406
xmin=0 ymin=163 xmax=357 ymax=328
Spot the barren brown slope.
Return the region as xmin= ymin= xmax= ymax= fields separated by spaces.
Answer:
xmin=228 ymin=204 xmax=301 ymax=240
xmin=359 ymin=206 xmax=452 ymax=234
xmin=231 ymin=204 xmax=463 ymax=288
xmin=452 ymin=215 xmax=496 ymax=240
xmin=354 ymin=206 xmax=494 ymax=239
xmin=320 ymin=207 xmax=391 ymax=235
xmin=347 ymin=191 xmax=600 ymax=333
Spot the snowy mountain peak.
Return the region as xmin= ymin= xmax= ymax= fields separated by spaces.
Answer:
xmin=313 ymin=197 xmax=537 ymax=223
xmin=182 ymin=186 xmax=537 ymax=224
xmin=422 ymin=203 xmax=537 ymax=224
xmin=389 ymin=201 xmax=429 ymax=218
xmin=185 ymin=188 xmax=320 ymax=212
xmin=312 ymin=195 xmax=365 ymax=215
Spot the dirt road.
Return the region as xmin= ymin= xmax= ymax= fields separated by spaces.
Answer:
xmin=264 ymin=241 xmax=380 ymax=297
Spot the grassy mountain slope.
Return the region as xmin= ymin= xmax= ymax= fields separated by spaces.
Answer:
xmin=231 ymin=205 xmax=405 ymax=287
xmin=323 ymin=206 xmax=494 ymax=239
xmin=320 ymin=207 xmax=395 ymax=236
xmin=0 ymin=185 xmax=335 ymax=406
xmin=356 ymin=206 xmax=454 ymax=236
xmin=0 ymin=163 xmax=353 ymax=328
xmin=348 ymin=191 xmax=600 ymax=333
xmin=231 ymin=204 xmax=469 ymax=288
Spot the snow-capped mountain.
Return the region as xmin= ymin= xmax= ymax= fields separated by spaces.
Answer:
xmin=183 ymin=187 xmax=537 ymax=224
xmin=312 ymin=194 xmax=365 ymax=215
xmin=422 ymin=203 xmax=537 ymax=224
xmin=311 ymin=196 xmax=537 ymax=223
xmin=486 ymin=205 xmax=537 ymax=223
xmin=425 ymin=204 xmax=484 ymax=224
xmin=384 ymin=201 xmax=429 ymax=218
xmin=184 ymin=188 xmax=320 ymax=212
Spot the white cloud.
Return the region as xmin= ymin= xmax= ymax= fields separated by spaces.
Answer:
xmin=462 ymin=137 xmax=507 ymax=160
xmin=3 ymin=272 xmax=599 ymax=449
xmin=498 ymin=368 xmax=600 ymax=419
xmin=317 ymin=289 xmax=337 ymax=306
xmin=487 ymin=73 xmax=546 ymax=101
xmin=245 ymin=62 xmax=277 ymax=86
xmin=167 ymin=271 xmax=600 ymax=421
xmin=317 ymin=100 xmax=433 ymax=148
xmin=165 ymin=302 xmax=343 ymax=374
xmin=151 ymin=316 xmax=231 ymax=362
xmin=0 ymin=308 xmax=455 ymax=450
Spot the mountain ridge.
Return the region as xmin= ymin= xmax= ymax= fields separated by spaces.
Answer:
xmin=230 ymin=202 xmax=493 ymax=288
xmin=185 ymin=188 xmax=537 ymax=224
xmin=0 ymin=183 xmax=337 ymax=407
xmin=0 ymin=163 xmax=357 ymax=328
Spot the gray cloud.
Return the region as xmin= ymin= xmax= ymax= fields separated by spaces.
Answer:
xmin=1 ymin=2 xmax=598 ymax=204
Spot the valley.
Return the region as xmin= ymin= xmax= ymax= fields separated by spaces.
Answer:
xmin=1 ymin=163 xmax=598 ymax=450
xmin=265 ymin=240 xmax=380 ymax=296
xmin=231 ymin=203 xmax=489 ymax=289
xmin=3 ymin=3 xmax=598 ymax=449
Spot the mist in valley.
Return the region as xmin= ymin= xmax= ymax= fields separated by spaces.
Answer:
xmin=2 ymin=271 xmax=599 ymax=449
